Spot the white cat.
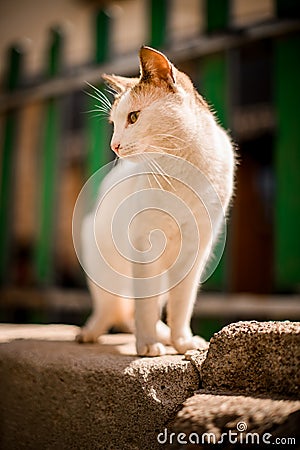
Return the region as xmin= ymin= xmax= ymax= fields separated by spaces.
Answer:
xmin=76 ymin=46 xmax=235 ymax=356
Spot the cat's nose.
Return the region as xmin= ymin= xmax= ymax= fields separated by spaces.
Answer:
xmin=111 ymin=142 xmax=121 ymax=155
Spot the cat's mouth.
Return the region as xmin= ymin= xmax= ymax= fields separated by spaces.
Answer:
xmin=113 ymin=146 xmax=136 ymax=158
xmin=111 ymin=142 xmax=121 ymax=155
xmin=113 ymin=146 xmax=135 ymax=159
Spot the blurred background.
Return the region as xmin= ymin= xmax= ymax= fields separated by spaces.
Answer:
xmin=0 ymin=0 xmax=299 ymax=340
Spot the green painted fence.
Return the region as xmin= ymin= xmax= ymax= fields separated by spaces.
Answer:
xmin=200 ymin=0 xmax=231 ymax=291
xmin=35 ymin=29 xmax=63 ymax=284
xmin=200 ymin=52 xmax=229 ymax=291
xmin=0 ymin=47 xmax=23 ymax=283
xmin=274 ymin=35 xmax=300 ymax=292
xmin=149 ymin=0 xmax=168 ymax=48
xmin=205 ymin=0 xmax=230 ymax=33
xmin=86 ymin=9 xmax=112 ymax=192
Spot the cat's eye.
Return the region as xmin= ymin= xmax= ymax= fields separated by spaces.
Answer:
xmin=128 ymin=111 xmax=140 ymax=125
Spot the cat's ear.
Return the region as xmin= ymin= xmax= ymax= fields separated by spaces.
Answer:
xmin=139 ymin=46 xmax=175 ymax=85
xmin=102 ymin=74 xmax=139 ymax=94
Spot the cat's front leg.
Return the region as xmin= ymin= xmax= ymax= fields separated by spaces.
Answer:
xmin=135 ymin=297 xmax=166 ymax=356
xmin=167 ymin=268 xmax=207 ymax=354
xmin=132 ymin=222 xmax=167 ymax=356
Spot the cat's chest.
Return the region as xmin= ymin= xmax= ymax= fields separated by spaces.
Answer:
xmin=98 ymin=159 xmax=218 ymax=233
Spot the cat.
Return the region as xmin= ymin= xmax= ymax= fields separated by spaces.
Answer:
xmin=76 ymin=46 xmax=235 ymax=356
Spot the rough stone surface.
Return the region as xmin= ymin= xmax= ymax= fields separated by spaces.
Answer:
xmin=0 ymin=325 xmax=200 ymax=450
xmin=169 ymin=393 xmax=300 ymax=448
xmin=184 ymin=349 xmax=208 ymax=372
xmin=1 ymin=321 xmax=300 ymax=449
xmin=200 ymin=321 xmax=300 ymax=398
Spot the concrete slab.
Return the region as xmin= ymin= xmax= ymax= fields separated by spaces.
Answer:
xmin=0 ymin=325 xmax=200 ymax=450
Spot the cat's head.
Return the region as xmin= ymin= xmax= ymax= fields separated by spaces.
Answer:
xmin=103 ymin=46 xmax=208 ymax=158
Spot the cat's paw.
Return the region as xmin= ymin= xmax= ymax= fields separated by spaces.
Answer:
xmin=136 ymin=341 xmax=166 ymax=357
xmin=172 ymin=335 xmax=208 ymax=354
xmin=76 ymin=328 xmax=98 ymax=344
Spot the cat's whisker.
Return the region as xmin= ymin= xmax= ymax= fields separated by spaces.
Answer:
xmin=105 ymin=86 xmax=118 ymax=97
xmin=147 ymin=156 xmax=176 ymax=191
xmin=151 ymin=132 xmax=187 ymax=149
xmin=83 ymin=90 xmax=109 ymax=108
xmin=148 ymin=143 xmax=185 ymax=153
xmin=136 ymin=155 xmax=153 ymax=189
xmin=142 ymin=155 xmax=167 ymax=191
xmin=84 ymin=85 xmax=111 ymax=108
xmin=153 ymin=133 xmax=186 ymax=150
xmin=92 ymin=103 xmax=111 ymax=110
xmin=140 ymin=155 xmax=163 ymax=190
xmin=142 ymin=160 xmax=154 ymax=188
xmin=122 ymin=143 xmax=138 ymax=155
xmin=147 ymin=173 xmax=154 ymax=188
xmin=85 ymin=81 xmax=112 ymax=109
xmin=92 ymin=106 xmax=111 ymax=114
xmin=113 ymin=156 xmax=119 ymax=167
xmin=91 ymin=114 xmax=105 ymax=119
xmin=151 ymin=159 xmax=168 ymax=176
xmin=82 ymin=109 xmax=110 ymax=120
xmin=82 ymin=110 xmax=110 ymax=120
xmin=138 ymin=133 xmax=185 ymax=152
xmin=83 ymin=108 xmax=110 ymax=115
xmin=150 ymin=170 xmax=164 ymax=190
xmin=83 ymin=90 xmax=111 ymax=112
xmin=154 ymin=133 xmax=186 ymax=144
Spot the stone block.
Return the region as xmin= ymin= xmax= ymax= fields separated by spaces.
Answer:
xmin=200 ymin=321 xmax=300 ymax=397
xmin=0 ymin=325 xmax=200 ymax=450
xmin=169 ymin=392 xmax=300 ymax=448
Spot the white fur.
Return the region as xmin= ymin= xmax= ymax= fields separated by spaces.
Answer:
xmin=77 ymin=49 xmax=235 ymax=356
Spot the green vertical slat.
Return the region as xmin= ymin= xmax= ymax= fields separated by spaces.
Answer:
xmin=149 ymin=0 xmax=168 ymax=48
xmin=201 ymin=54 xmax=228 ymax=126
xmin=0 ymin=46 xmax=23 ymax=283
xmin=274 ymin=36 xmax=300 ymax=291
xmin=6 ymin=47 xmax=22 ymax=91
xmin=35 ymin=28 xmax=62 ymax=284
xmin=86 ymin=9 xmax=112 ymax=180
xmin=205 ymin=0 xmax=230 ymax=34
xmin=48 ymin=28 xmax=62 ymax=76
xmin=86 ymin=89 xmax=111 ymax=177
xmin=200 ymin=52 xmax=229 ymax=290
xmin=95 ymin=9 xmax=110 ymax=64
